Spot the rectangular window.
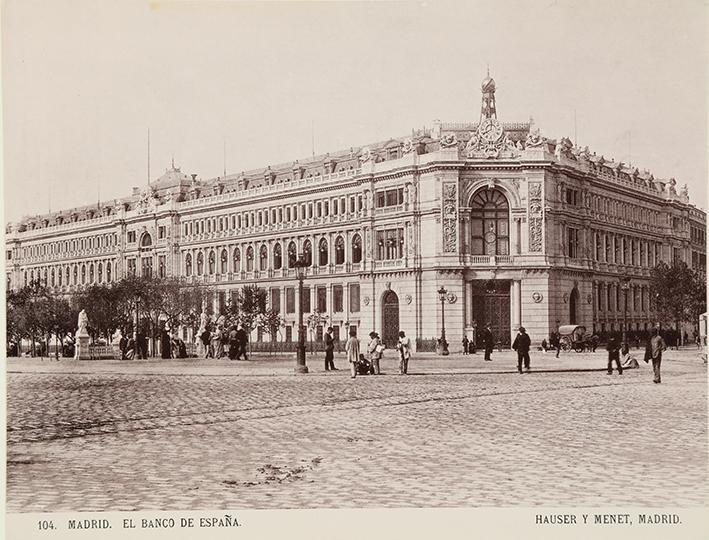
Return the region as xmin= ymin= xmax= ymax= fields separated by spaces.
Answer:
xmin=127 ymin=258 xmax=136 ymax=276
xmin=567 ymin=227 xmax=579 ymax=259
xmin=285 ymin=287 xmax=295 ymax=314
xmin=349 ymin=283 xmax=360 ymax=313
xmin=285 ymin=326 xmax=292 ymax=342
xmin=302 ymin=286 xmax=311 ymax=313
xmin=375 ymin=187 xmax=405 ymax=208
xmin=127 ymin=231 xmax=136 ymax=243
xmin=317 ymin=287 xmax=327 ymax=313
xmin=158 ymin=226 xmax=166 ymax=239
xmin=218 ymin=291 xmax=226 ymax=314
xmin=141 ymin=257 xmax=153 ymax=278
xmin=271 ymin=288 xmax=281 ymax=314
xmin=158 ymin=255 xmax=166 ymax=278
xmin=376 ymin=228 xmax=404 ymax=260
xmin=333 ymin=285 xmax=343 ymax=312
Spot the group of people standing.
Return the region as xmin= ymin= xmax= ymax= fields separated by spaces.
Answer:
xmin=343 ymin=328 xmax=412 ymax=378
xmin=198 ymin=324 xmax=249 ymax=360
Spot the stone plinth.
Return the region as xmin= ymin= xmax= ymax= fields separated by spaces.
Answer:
xmin=75 ymin=334 xmax=91 ymax=360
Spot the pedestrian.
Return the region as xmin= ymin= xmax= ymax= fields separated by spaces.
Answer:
xmin=137 ymin=332 xmax=149 ymax=359
xmin=228 ymin=325 xmax=239 ymax=360
xmin=236 ymin=325 xmax=249 ymax=360
xmin=160 ymin=329 xmax=172 ymax=359
xmin=212 ymin=326 xmax=224 ymax=359
xmin=683 ymin=331 xmax=689 ymax=347
xmin=119 ymin=333 xmax=127 ymax=360
xmin=462 ymin=336 xmax=469 ymax=355
xmin=367 ymin=331 xmax=383 ymax=375
xmin=324 ymin=327 xmax=337 ymax=371
xmin=606 ymin=333 xmax=623 ymax=375
xmin=124 ymin=336 xmax=136 ymax=360
xmin=481 ymin=323 xmax=494 ymax=361
xmin=512 ymin=326 xmax=531 ymax=373
xmin=550 ymin=331 xmax=561 ymax=358
xmin=200 ymin=327 xmax=211 ymax=359
xmin=396 ymin=330 xmax=412 ymax=375
xmin=649 ymin=328 xmax=667 ymax=384
xmin=345 ymin=327 xmax=360 ymax=378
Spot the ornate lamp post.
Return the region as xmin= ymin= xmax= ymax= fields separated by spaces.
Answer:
xmin=437 ymin=286 xmax=450 ymax=355
xmin=294 ymin=256 xmax=309 ymax=373
xmin=620 ymin=275 xmax=631 ymax=347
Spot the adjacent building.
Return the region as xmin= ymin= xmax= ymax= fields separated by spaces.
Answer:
xmin=6 ymin=74 xmax=706 ymax=350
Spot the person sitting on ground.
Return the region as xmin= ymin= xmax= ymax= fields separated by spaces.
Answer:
xmin=620 ymin=342 xmax=639 ymax=369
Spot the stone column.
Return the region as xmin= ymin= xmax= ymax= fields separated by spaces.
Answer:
xmin=512 ymin=280 xmax=522 ymax=333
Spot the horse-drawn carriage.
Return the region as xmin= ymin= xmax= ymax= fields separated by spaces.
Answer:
xmin=557 ymin=325 xmax=599 ymax=353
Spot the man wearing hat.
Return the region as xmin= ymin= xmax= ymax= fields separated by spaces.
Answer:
xmin=481 ymin=323 xmax=494 ymax=361
xmin=512 ymin=326 xmax=532 ymax=373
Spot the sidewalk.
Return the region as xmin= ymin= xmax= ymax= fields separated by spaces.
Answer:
xmin=6 ymin=348 xmax=704 ymax=377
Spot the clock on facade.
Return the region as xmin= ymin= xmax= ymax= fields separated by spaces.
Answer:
xmin=478 ymin=118 xmax=503 ymax=142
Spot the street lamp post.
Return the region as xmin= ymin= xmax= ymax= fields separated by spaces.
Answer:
xmin=437 ymin=286 xmax=449 ymax=356
xmin=620 ymin=276 xmax=631 ymax=348
xmin=294 ymin=256 xmax=309 ymax=374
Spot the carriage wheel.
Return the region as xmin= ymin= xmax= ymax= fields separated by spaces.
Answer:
xmin=560 ymin=337 xmax=571 ymax=351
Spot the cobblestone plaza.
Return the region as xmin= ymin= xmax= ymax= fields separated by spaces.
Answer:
xmin=6 ymin=349 xmax=707 ymax=511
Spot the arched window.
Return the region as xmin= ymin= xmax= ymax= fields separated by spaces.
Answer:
xmin=351 ymin=234 xmax=362 ymax=263
xmin=73 ymin=266 xmax=78 ymax=285
xmin=65 ymin=267 xmax=70 ymax=285
xmin=273 ymin=243 xmax=283 ymax=270
xmin=81 ymin=265 xmax=86 ymax=284
xmin=50 ymin=268 xmax=55 ymax=287
xmin=319 ymin=238 xmax=328 ymax=266
xmin=58 ymin=267 xmax=63 ymax=286
xmin=208 ymin=251 xmax=216 ymax=274
xmin=287 ymin=242 xmax=297 ymax=268
xmin=220 ymin=250 xmax=228 ymax=274
xmin=89 ymin=264 xmax=95 ymax=283
xmin=98 ymin=263 xmax=103 ymax=283
xmin=259 ymin=244 xmax=268 ymax=271
xmin=246 ymin=246 xmax=254 ymax=271
xmin=185 ymin=253 xmax=193 ymax=276
xmin=470 ymin=189 xmax=510 ymax=255
xmin=303 ymin=240 xmax=312 ymax=266
xmin=233 ymin=248 xmax=241 ymax=272
xmin=335 ymin=235 xmax=345 ymax=264
xmin=107 ymin=262 xmax=112 ymax=283
xmin=197 ymin=252 xmax=204 ymax=275
xmin=141 ymin=233 xmax=152 ymax=248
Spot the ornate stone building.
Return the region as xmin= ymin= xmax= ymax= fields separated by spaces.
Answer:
xmin=5 ymin=74 xmax=706 ymax=350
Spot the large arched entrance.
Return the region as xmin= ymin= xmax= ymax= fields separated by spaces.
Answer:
xmin=381 ymin=291 xmax=400 ymax=348
xmin=569 ymin=287 xmax=579 ymax=325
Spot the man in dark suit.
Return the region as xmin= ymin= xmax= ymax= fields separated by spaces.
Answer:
xmin=324 ymin=327 xmax=336 ymax=371
xmin=481 ymin=323 xmax=494 ymax=361
xmin=512 ymin=326 xmax=532 ymax=373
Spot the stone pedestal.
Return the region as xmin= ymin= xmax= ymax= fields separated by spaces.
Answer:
xmin=75 ymin=333 xmax=91 ymax=360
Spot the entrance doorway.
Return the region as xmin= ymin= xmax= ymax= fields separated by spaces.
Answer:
xmin=472 ymin=280 xmax=511 ymax=347
xmin=381 ymin=291 xmax=400 ymax=348
xmin=569 ymin=287 xmax=579 ymax=325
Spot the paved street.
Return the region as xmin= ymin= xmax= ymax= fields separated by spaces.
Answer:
xmin=6 ymin=348 xmax=708 ymax=511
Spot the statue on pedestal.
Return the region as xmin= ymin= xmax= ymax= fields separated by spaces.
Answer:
xmin=75 ymin=309 xmax=91 ymax=360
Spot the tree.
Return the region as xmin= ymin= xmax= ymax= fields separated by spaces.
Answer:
xmin=650 ymin=261 xmax=707 ymax=334
xmin=258 ymin=308 xmax=284 ymax=354
xmin=306 ymin=311 xmax=328 ymax=354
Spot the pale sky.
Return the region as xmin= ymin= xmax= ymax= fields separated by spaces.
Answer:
xmin=2 ymin=0 xmax=708 ymax=224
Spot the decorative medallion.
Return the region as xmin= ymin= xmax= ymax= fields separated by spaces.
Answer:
xmin=363 ymin=296 xmax=370 ymax=306
xmin=484 ymin=230 xmax=496 ymax=245
xmin=404 ymin=294 xmax=412 ymax=305
xmin=531 ymin=291 xmax=543 ymax=303
xmin=563 ymin=293 xmax=569 ymax=303
xmin=586 ymin=294 xmax=593 ymax=304
xmin=446 ymin=292 xmax=457 ymax=304
xmin=441 ymin=182 xmax=458 ymax=253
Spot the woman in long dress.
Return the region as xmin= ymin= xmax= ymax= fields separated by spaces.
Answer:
xmin=345 ymin=328 xmax=360 ymax=379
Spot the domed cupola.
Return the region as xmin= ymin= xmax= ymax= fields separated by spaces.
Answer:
xmin=480 ymin=68 xmax=497 ymax=121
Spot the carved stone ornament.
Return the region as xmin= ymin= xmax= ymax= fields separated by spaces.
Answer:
xmin=404 ymin=294 xmax=412 ymax=305
xmin=527 ymin=182 xmax=543 ymax=252
xmin=446 ymin=292 xmax=457 ymax=304
xmin=402 ymin=138 xmax=415 ymax=154
xmin=359 ymin=147 xmax=372 ymax=163
xmin=441 ymin=182 xmax=458 ymax=253
xmin=531 ymin=291 xmax=543 ymax=303
xmin=525 ymin=128 xmax=546 ymax=148
xmin=563 ymin=293 xmax=569 ymax=303
xmin=363 ymin=296 xmax=371 ymax=306
xmin=586 ymin=293 xmax=593 ymax=304
xmin=439 ymin=133 xmax=458 ymax=148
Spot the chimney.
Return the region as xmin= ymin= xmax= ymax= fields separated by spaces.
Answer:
xmin=132 ymin=187 xmax=140 ymax=196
